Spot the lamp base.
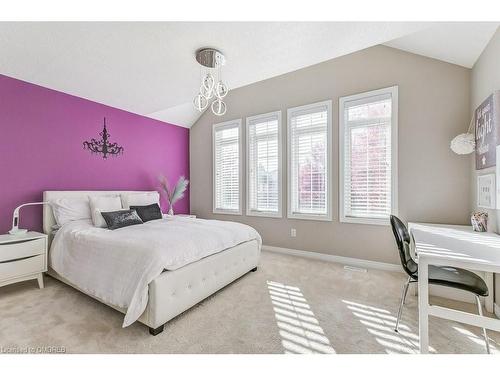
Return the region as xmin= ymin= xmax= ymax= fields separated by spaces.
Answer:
xmin=8 ymin=228 xmax=28 ymax=235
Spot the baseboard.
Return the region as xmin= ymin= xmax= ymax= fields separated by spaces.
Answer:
xmin=261 ymin=245 xmax=401 ymax=272
xmin=261 ymin=245 xmax=485 ymax=304
xmin=495 ymin=303 xmax=500 ymax=319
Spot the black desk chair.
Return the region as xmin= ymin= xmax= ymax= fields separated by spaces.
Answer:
xmin=389 ymin=215 xmax=490 ymax=353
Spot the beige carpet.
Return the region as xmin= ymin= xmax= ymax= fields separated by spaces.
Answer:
xmin=0 ymin=251 xmax=498 ymax=354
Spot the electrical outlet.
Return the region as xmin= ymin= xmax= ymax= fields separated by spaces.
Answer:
xmin=291 ymin=228 xmax=297 ymax=237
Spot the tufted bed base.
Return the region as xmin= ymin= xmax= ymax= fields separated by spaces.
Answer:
xmin=48 ymin=239 xmax=260 ymax=335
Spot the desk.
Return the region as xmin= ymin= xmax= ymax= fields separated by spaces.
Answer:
xmin=409 ymin=222 xmax=500 ymax=353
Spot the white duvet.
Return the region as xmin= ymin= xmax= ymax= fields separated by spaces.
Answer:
xmin=49 ymin=216 xmax=261 ymax=327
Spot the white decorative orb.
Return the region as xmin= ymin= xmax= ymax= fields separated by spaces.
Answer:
xmin=202 ymin=73 xmax=215 ymax=92
xmin=200 ymin=84 xmax=214 ymax=99
xmin=215 ymin=81 xmax=228 ymax=99
xmin=211 ymin=99 xmax=227 ymax=116
xmin=193 ymin=94 xmax=208 ymax=112
xmin=450 ymin=133 xmax=475 ymax=155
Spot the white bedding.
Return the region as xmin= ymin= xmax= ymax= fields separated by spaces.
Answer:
xmin=49 ymin=216 xmax=261 ymax=327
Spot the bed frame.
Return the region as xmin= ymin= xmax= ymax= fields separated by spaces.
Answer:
xmin=42 ymin=191 xmax=260 ymax=335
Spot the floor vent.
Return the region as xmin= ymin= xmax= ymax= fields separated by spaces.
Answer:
xmin=343 ymin=265 xmax=367 ymax=273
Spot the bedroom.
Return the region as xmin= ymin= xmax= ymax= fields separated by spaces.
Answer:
xmin=1 ymin=0 xmax=500 ymax=373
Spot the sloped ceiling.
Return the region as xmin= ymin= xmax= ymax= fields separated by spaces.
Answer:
xmin=385 ymin=22 xmax=498 ymax=68
xmin=0 ymin=22 xmax=496 ymax=128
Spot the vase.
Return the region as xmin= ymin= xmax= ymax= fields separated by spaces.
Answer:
xmin=168 ymin=206 xmax=174 ymax=216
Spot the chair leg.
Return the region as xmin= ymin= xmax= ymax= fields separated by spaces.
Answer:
xmin=395 ymin=276 xmax=411 ymax=332
xmin=475 ymin=295 xmax=491 ymax=354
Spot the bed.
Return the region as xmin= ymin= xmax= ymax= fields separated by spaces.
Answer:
xmin=43 ymin=191 xmax=261 ymax=335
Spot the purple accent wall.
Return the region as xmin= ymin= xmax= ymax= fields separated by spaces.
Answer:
xmin=0 ymin=74 xmax=190 ymax=233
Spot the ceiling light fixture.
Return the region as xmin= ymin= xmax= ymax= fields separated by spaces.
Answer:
xmin=193 ymin=48 xmax=228 ymax=116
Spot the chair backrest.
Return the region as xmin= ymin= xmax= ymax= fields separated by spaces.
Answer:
xmin=390 ymin=215 xmax=418 ymax=277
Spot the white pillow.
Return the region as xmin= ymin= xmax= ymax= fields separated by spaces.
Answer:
xmin=121 ymin=192 xmax=160 ymax=209
xmin=50 ymin=197 xmax=91 ymax=226
xmin=89 ymin=195 xmax=122 ymax=228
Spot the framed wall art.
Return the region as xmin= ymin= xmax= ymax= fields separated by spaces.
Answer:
xmin=475 ymin=91 xmax=500 ymax=170
xmin=477 ymin=173 xmax=496 ymax=209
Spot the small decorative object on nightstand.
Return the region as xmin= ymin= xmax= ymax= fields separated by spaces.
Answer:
xmin=0 ymin=232 xmax=48 ymax=289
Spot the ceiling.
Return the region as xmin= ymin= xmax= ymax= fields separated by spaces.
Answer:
xmin=0 ymin=22 xmax=497 ymax=128
xmin=384 ymin=22 xmax=499 ymax=68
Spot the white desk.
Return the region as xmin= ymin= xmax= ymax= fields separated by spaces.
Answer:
xmin=409 ymin=222 xmax=500 ymax=354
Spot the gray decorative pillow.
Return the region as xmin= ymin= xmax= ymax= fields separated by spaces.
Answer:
xmin=129 ymin=203 xmax=162 ymax=222
xmin=100 ymin=209 xmax=144 ymax=230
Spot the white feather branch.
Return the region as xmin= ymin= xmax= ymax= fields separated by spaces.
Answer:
xmin=159 ymin=175 xmax=189 ymax=207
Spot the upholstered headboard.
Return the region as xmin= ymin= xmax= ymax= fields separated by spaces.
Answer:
xmin=42 ymin=190 xmax=159 ymax=235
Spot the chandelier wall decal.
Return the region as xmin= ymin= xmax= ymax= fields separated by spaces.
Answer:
xmin=83 ymin=117 xmax=124 ymax=159
xmin=193 ymin=48 xmax=228 ymax=116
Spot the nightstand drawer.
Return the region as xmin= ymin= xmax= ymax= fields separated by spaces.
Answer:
xmin=0 ymin=238 xmax=46 ymax=262
xmin=0 ymin=254 xmax=44 ymax=280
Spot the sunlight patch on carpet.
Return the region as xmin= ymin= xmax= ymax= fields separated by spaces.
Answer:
xmin=267 ymin=281 xmax=335 ymax=354
xmin=342 ymin=299 xmax=436 ymax=354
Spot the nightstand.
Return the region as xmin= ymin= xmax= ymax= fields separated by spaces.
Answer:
xmin=0 ymin=231 xmax=48 ymax=289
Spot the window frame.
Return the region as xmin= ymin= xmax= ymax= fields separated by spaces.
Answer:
xmin=246 ymin=110 xmax=283 ymax=218
xmin=212 ymin=119 xmax=243 ymax=215
xmin=339 ymin=86 xmax=399 ymax=226
xmin=287 ymin=100 xmax=333 ymax=221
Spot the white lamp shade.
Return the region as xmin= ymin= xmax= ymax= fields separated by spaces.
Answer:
xmin=450 ymin=133 xmax=475 ymax=155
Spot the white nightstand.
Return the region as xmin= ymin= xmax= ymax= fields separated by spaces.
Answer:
xmin=0 ymin=231 xmax=48 ymax=289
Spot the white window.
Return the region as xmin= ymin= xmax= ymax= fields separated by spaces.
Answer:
xmin=213 ymin=119 xmax=242 ymax=215
xmin=246 ymin=111 xmax=282 ymax=217
xmin=339 ymin=86 xmax=398 ymax=225
xmin=287 ymin=100 xmax=332 ymax=221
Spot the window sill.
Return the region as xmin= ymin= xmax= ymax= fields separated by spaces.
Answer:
xmin=213 ymin=209 xmax=242 ymax=216
xmin=287 ymin=212 xmax=332 ymax=222
xmin=340 ymin=216 xmax=390 ymax=226
xmin=246 ymin=210 xmax=283 ymax=218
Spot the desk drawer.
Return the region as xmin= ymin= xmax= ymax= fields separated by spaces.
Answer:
xmin=0 ymin=238 xmax=46 ymax=262
xmin=0 ymin=254 xmax=44 ymax=280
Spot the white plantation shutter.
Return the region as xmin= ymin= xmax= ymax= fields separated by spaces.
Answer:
xmin=247 ymin=112 xmax=282 ymax=216
xmin=340 ymin=87 xmax=398 ymax=224
xmin=213 ymin=120 xmax=242 ymax=214
xmin=288 ymin=101 xmax=332 ymax=220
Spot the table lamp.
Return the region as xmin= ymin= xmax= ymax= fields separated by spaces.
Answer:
xmin=9 ymin=202 xmax=49 ymax=235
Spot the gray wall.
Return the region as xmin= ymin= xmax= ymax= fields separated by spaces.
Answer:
xmin=470 ymin=28 xmax=500 ymax=303
xmin=190 ymin=45 xmax=471 ymax=265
